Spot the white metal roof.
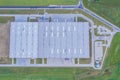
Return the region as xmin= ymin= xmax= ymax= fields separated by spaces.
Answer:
xmin=10 ymin=22 xmax=38 ymax=58
xmin=10 ymin=22 xmax=90 ymax=58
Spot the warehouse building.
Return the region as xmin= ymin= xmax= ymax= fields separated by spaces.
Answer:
xmin=10 ymin=21 xmax=90 ymax=64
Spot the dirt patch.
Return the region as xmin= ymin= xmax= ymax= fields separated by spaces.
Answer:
xmin=0 ymin=23 xmax=10 ymax=57
xmin=77 ymin=70 xmax=101 ymax=80
xmin=0 ymin=57 xmax=12 ymax=64
xmin=79 ymin=58 xmax=91 ymax=64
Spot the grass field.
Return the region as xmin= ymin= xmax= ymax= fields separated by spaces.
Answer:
xmin=105 ymin=32 xmax=120 ymax=67
xmin=0 ymin=0 xmax=78 ymax=6
xmin=0 ymin=17 xmax=14 ymax=23
xmin=83 ymin=0 xmax=120 ymax=27
xmin=0 ymin=67 xmax=94 ymax=80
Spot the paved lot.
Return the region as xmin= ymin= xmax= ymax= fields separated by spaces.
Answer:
xmin=15 ymin=16 xmax=27 ymax=22
xmin=16 ymin=58 xmax=30 ymax=65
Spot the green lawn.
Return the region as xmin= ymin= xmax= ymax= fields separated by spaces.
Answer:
xmin=83 ymin=0 xmax=120 ymax=27
xmin=105 ymin=32 xmax=120 ymax=67
xmin=0 ymin=67 xmax=91 ymax=80
xmin=0 ymin=0 xmax=78 ymax=6
xmin=0 ymin=17 xmax=14 ymax=23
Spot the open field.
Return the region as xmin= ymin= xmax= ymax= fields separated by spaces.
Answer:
xmin=0 ymin=23 xmax=12 ymax=64
xmin=0 ymin=67 xmax=98 ymax=80
xmin=0 ymin=0 xmax=78 ymax=6
xmin=0 ymin=17 xmax=14 ymax=23
xmin=83 ymin=0 xmax=120 ymax=27
xmin=105 ymin=32 xmax=120 ymax=67
xmin=0 ymin=23 xmax=10 ymax=57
